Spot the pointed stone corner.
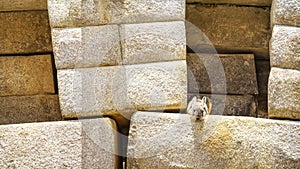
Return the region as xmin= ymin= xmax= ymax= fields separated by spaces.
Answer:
xmin=270 ymin=25 xmax=300 ymax=71
xmin=268 ymin=67 xmax=300 ymax=120
xmin=57 ymin=61 xmax=187 ymax=119
xmin=52 ymin=25 xmax=121 ymax=69
xmin=0 ymin=118 xmax=118 ymax=168
xmin=120 ymin=21 xmax=186 ymax=65
xmin=127 ymin=112 xmax=300 ymax=169
xmin=271 ymin=0 xmax=300 ymax=27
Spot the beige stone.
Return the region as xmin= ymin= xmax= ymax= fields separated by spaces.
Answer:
xmin=0 ymin=0 xmax=47 ymax=11
xmin=48 ymin=0 xmax=185 ymax=27
xmin=108 ymin=0 xmax=185 ymax=24
xmin=0 ymin=95 xmax=61 ymax=125
xmin=186 ymin=5 xmax=270 ymax=59
xmin=270 ymin=25 xmax=300 ymax=71
xmin=186 ymin=0 xmax=272 ymax=6
xmin=0 ymin=11 xmax=52 ymax=54
xmin=187 ymin=53 xmax=258 ymax=95
xmin=188 ymin=94 xmax=256 ymax=117
xmin=268 ymin=67 xmax=300 ymax=120
xmin=0 ymin=118 xmax=117 ymax=168
xmin=0 ymin=55 xmax=55 ymax=96
xmin=271 ymin=0 xmax=300 ymax=27
xmin=48 ymin=0 xmax=109 ymax=28
xmin=127 ymin=112 xmax=300 ymax=169
xmin=58 ymin=61 xmax=187 ymax=118
xmin=255 ymin=60 xmax=270 ymax=118
xmin=52 ymin=25 xmax=121 ymax=69
xmin=120 ymin=21 xmax=186 ymax=65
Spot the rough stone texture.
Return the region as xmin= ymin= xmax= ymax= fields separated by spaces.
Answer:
xmin=0 ymin=0 xmax=47 ymax=11
xmin=0 ymin=95 xmax=61 ymax=125
xmin=0 ymin=55 xmax=55 ymax=96
xmin=270 ymin=25 xmax=300 ymax=71
xmin=186 ymin=0 xmax=272 ymax=6
xmin=48 ymin=0 xmax=185 ymax=27
xmin=186 ymin=5 xmax=270 ymax=59
xmin=187 ymin=53 xmax=258 ymax=95
xmin=108 ymin=0 xmax=185 ymax=24
xmin=48 ymin=0 xmax=109 ymax=28
xmin=0 ymin=118 xmax=117 ymax=168
xmin=127 ymin=112 xmax=300 ymax=169
xmin=121 ymin=21 xmax=186 ymax=65
xmin=52 ymin=25 xmax=121 ymax=69
xmin=58 ymin=61 xmax=187 ymax=118
xmin=188 ymin=94 xmax=256 ymax=117
xmin=0 ymin=11 xmax=52 ymax=54
xmin=256 ymin=60 xmax=270 ymax=118
xmin=271 ymin=0 xmax=300 ymax=27
xmin=268 ymin=67 xmax=300 ymax=120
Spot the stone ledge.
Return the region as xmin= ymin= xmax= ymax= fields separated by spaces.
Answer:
xmin=270 ymin=25 xmax=300 ymax=71
xmin=271 ymin=0 xmax=300 ymax=27
xmin=127 ymin=112 xmax=300 ymax=169
xmin=0 ymin=55 xmax=55 ymax=96
xmin=268 ymin=67 xmax=300 ymax=120
xmin=0 ymin=118 xmax=118 ymax=168
xmin=186 ymin=0 xmax=272 ymax=6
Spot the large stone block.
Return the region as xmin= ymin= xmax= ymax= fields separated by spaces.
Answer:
xmin=186 ymin=0 xmax=272 ymax=6
xmin=0 ymin=55 xmax=55 ymax=96
xmin=0 ymin=95 xmax=61 ymax=125
xmin=52 ymin=25 xmax=121 ymax=69
xmin=187 ymin=53 xmax=258 ymax=95
xmin=0 ymin=11 xmax=52 ymax=54
xmin=48 ymin=0 xmax=185 ymax=28
xmin=107 ymin=0 xmax=185 ymax=24
xmin=268 ymin=67 xmax=300 ymax=120
xmin=127 ymin=112 xmax=300 ymax=169
xmin=188 ymin=94 xmax=256 ymax=117
xmin=270 ymin=25 xmax=300 ymax=71
xmin=121 ymin=21 xmax=186 ymax=65
xmin=186 ymin=5 xmax=270 ymax=59
xmin=58 ymin=61 xmax=187 ymax=118
xmin=271 ymin=0 xmax=300 ymax=27
xmin=0 ymin=118 xmax=118 ymax=168
xmin=0 ymin=0 xmax=47 ymax=11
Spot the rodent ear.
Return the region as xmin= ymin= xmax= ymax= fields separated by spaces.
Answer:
xmin=202 ymin=96 xmax=207 ymax=103
xmin=191 ymin=96 xmax=197 ymax=103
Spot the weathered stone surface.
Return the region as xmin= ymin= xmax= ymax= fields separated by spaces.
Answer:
xmin=127 ymin=112 xmax=300 ymax=169
xmin=0 ymin=11 xmax=52 ymax=54
xmin=0 ymin=0 xmax=47 ymax=11
xmin=271 ymin=0 xmax=300 ymax=27
xmin=270 ymin=25 xmax=300 ymax=71
xmin=48 ymin=0 xmax=185 ymax=27
xmin=187 ymin=53 xmax=258 ymax=95
xmin=0 ymin=118 xmax=117 ymax=168
xmin=0 ymin=95 xmax=61 ymax=125
xmin=186 ymin=0 xmax=272 ymax=6
xmin=256 ymin=60 xmax=270 ymax=118
xmin=108 ymin=0 xmax=185 ymax=24
xmin=268 ymin=67 xmax=300 ymax=120
xmin=48 ymin=0 xmax=109 ymax=28
xmin=188 ymin=94 xmax=256 ymax=117
xmin=52 ymin=25 xmax=121 ymax=69
xmin=0 ymin=55 xmax=55 ymax=96
xmin=58 ymin=61 xmax=187 ymax=118
xmin=186 ymin=5 xmax=270 ymax=59
xmin=121 ymin=21 xmax=186 ymax=65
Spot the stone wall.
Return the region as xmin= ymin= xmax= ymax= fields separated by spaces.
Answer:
xmin=269 ymin=0 xmax=300 ymax=120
